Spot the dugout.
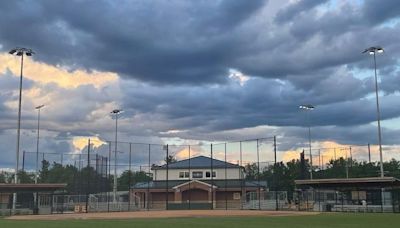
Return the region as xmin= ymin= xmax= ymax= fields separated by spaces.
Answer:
xmin=294 ymin=177 xmax=400 ymax=213
xmin=0 ymin=183 xmax=66 ymax=215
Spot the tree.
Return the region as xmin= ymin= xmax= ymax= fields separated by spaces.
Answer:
xmin=18 ymin=170 xmax=35 ymax=183
xmin=39 ymin=160 xmax=50 ymax=183
xmin=0 ymin=172 xmax=6 ymax=183
xmin=244 ymin=163 xmax=259 ymax=180
xmin=6 ymin=170 xmax=35 ymax=184
xmin=118 ymin=170 xmax=152 ymax=191
xmin=165 ymin=155 xmax=177 ymax=164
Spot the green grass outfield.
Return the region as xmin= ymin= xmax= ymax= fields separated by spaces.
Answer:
xmin=1 ymin=213 xmax=399 ymax=228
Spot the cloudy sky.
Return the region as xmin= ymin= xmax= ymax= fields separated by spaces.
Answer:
xmin=1 ymin=0 xmax=400 ymax=170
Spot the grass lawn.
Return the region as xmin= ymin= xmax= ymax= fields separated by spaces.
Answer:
xmin=1 ymin=213 xmax=399 ymax=228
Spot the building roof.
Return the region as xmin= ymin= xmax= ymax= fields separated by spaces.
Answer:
xmin=295 ymin=177 xmax=400 ymax=190
xmin=132 ymin=180 xmax=267 ymax=190
xmin=152 ymin=156 xmax=240 ymax=170
xmin=0 ymin=183 xmax=67 ymax=193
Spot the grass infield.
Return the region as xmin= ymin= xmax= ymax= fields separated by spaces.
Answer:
xmin=1 ymin=213 xmax=399 ymax=228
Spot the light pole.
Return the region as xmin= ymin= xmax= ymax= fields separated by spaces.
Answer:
xmin=363 ymin=46 xmax=384 ymax=178
xmin=299 ymin=104 xmax=315 ymax=179
xmin=9 ymin=47 xmax=35 ymax=210
xmin=35 ymin=105 xmax=45 ymax=184
xmin=111 ymin=109 xmax=122 ymax=202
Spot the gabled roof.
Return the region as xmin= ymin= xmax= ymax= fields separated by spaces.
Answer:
xmin=172 ymin=180 xmax=217 ymax=189
xmin=152 ymin=156 xmax=240 ymax=170
xmin=132 ymin=180 xmax=267 ymax=189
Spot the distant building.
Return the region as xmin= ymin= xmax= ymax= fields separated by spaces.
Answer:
xmin=130 ymin=156 xmax=266 ymax=209
xmin=295 ymin=177 xmax=400 ymax=212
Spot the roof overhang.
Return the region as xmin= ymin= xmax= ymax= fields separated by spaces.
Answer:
xmin=295 ymin=177 xmax=400 ymax=190
xmin=0 ymin=183 xmax=67 ymax=193
xmin=172 ymin=180 xmax=217 ymax=190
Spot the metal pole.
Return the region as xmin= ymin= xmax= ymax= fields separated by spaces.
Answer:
xmin=257 ymin=139 xmax=261 ymax=210
xmin=345 ymin=149 xmax=349 ymax=179
xmin=86 ymin=139 xmax=90 ymax=213
xmin=35 ymin=107 xmax=41 ymax=184
xmin=22 ymin=151 xmax=25 ymax=172
xmin=211 ymin=144 xmax=214 ymax=209
xmin=373 ymin=52 xmax=384 ymax=178
xmin=307 ymin=111 xmax=313 ymax=179
xmin=147 ymin=144 xmax=150 ymax=211
xmin=224 ymin=143 xmax=227 ymax=210
xmin=321 ymin=155 xmax=324 ymax=170
xmin=13 ymin=53 xmax=24 ymax=210
xmin=128 ymin=143 xmax=132 ymax=211
xmin=166 ymin=144 xmax=169 ymax=210
xmin=321 ymin=156 xmax=324 ymax=170
xmin=318 ymin=149 xmax=321 ymax=168
xmin=239 ymin=141 xmax=243 ymax=210
xmin=368 ymin=143 xmax=371 ymax=163
xmin=274 ymin=136 xmax=278 ymax=211
xmin=188 ymin=145 xmax=191 ymax=209
xmin=107 ymin=142 xmax=111 ymax=212
xmin=113 ymin=113 xmax=118 ymax=202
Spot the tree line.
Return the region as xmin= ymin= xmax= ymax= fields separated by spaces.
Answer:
xmin=1 ymin=156 xmax=400 ymax=196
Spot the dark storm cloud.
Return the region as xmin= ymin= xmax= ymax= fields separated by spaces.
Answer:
xmin=1 ymin=0 xmax=400 ymax=169
xmin=120 ymin=72 xmax=400 ymax=134
xmin=0 ymin=0 xmax=399 ymax=87
xmin=362 ymin=0 xmax=400 ymax=25
xmin=0 ymin=0 xmax=266 ymax=84
xmin=274 ymin=0 xmax=329 ymax=24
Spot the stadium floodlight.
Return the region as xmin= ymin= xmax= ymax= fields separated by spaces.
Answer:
xmin=299 ymin=104 xmax=315 ymax=179
xmin=9 ymin=47 xmax=35 ymax=210
xmin=363 ymin=46 xmax=385 ymax=178
xmin=111 ymin=109 xmax=123 ymax=202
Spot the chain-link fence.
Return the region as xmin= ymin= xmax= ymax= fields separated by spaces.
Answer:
xmin=2 ymin=137 xmax=400 ymax=215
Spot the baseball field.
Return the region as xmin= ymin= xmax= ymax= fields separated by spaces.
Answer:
xmin=1 ymin=211 xmax=399 ymax=228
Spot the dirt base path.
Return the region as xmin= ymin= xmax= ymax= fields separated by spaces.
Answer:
xmin=7 ymin=210 xmax=319 ymax=221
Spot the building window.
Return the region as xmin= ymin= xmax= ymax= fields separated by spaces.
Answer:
xmin=233 ymin=193 xmax=241 ymax=200
xmin=192 ymin=171 xmax=203 ymax=178
xmin=179 ymin=172 xmax=190 ymax=178
xmin=205 ymin=171 xmax=216 ymax=178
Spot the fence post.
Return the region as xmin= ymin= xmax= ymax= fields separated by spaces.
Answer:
xmin=22 ymin=150 xmax=25 ymax=172
xmin=274 ymin=136 xmax=279 ymax=211
xmin=188 ymin=145 xmax=191 ymax=210
xmin=225 ymin=143 xmax=228 ymax=210
xmin=257 ymin=139 xmax=261 ymax=210
xmin=239 ymin=141 xmax=243 ymax=210
xmin=107 ymin=142 xmax=111 ymax=212
xmin=166 ymin=144 xmax=169 ymax=210
xmin=368 ymin=143 xmax=371 ymax=163
xmin=128 ymin=143 xmax=132 ymax=211
xmin=147 ymin=144 xmax=150 ymax=211
xmin=211 ymin=143 xmax=214 ymax=209
xmin=86 ymin=139 xmax=90 ymax=213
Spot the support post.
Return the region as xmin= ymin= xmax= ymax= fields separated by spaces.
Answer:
xmin=211 ymin=144 xmax=214 ymax=209
xmin=274 ymin=136 xmax=279 ymax=211
xmin=128 ymin=143 xmax=132 ymax=211
xmin=257 ymin=139 xmax=261 ymax=210
xmin=166 ymin=144 xmax=169 ymax=210
xmin=224 ymin=143 xmax=227 ymax=210
xmin=86 ymin=139 xmax=90 ymax=213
